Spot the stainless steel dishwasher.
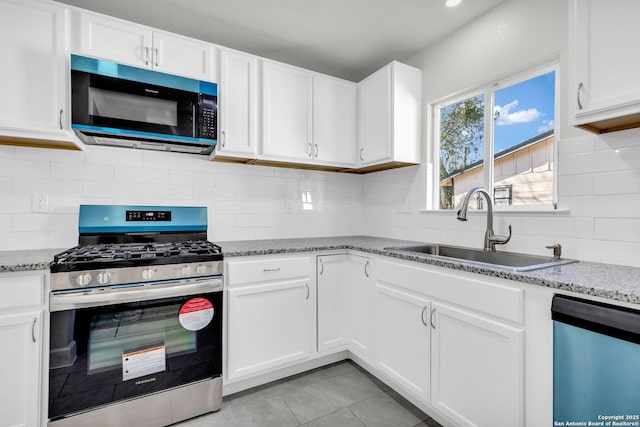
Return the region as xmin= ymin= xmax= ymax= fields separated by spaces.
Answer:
xmin=552 ymin=294 xmax=640 ymax=425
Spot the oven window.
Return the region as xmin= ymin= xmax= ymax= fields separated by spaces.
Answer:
xmin=88 ymin=304 xmax=196 ymax=377
xmin=88 ymin=87 xmax=178 ymax=126
xmin=49 ymin=291 xmax=222 ymax=420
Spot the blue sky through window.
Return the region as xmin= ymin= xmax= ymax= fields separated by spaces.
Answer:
xmin=493 ymin=70 xmax=555 ymax=153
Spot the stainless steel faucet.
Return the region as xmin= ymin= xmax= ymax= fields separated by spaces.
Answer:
xmin=456 ymin=187 xmax=512 ymax=251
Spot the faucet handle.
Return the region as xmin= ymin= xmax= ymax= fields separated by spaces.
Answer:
xmin=494 ymin=224 xmax=512 ymax=246
xmin=545 ymin=243 xmax=562 ymax=260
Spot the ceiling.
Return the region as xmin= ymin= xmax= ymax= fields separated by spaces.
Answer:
xmin=55 ymin=0 xmax=508 ymax=81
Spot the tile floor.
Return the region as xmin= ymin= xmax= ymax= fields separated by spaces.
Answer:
xmin=175 ymin=361 xmax=443 ymax=427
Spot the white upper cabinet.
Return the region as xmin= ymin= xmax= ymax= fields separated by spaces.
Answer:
xmin=0 ymin=0 xmax=76 ymax=147
xmin=358 ymin=61 xmax=421 ymax=168
xmin=261 ymin=60 xmax=358 ymax=168
xmin=77 ymin=11 xmax=213 ymax=81
xmin=262 ymin=60 xmax=314 ymax=161
xmin=213 ymin=48 xmax=258 ymax=159
xmin=312 ymin=75 xmax=358 ymax=167
xmin=570 ymin=0 xmax=640 ymax=133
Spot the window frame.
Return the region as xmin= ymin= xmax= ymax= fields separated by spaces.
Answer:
xmin=430 ymin=62 xmax=560 ymax=212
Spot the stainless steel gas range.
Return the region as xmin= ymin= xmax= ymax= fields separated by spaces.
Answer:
xmin=48 ymin=205 xmax=223 ymax=427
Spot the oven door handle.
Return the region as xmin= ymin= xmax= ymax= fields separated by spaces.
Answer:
xmin=50 ymin=279 xmax=223 ymax=312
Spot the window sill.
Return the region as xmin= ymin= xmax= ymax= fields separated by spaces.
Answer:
xmin=417 ymin=208 xmax=570 ymax=216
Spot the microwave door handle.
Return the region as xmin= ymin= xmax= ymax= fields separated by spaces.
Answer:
xmin=50 ymin=279 xmax=223 ymax=311
xmin=192 ymin=104 xmax=197 ymax=138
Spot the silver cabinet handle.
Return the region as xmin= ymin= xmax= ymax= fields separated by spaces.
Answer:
xmin=318 ymin=259 xmax=324 ymax=275
xmin=314 ymin=144 xmax=318 ymax=158
xmin=305 ymin=283 xmax=310 ymax=300
xmin=359 ymin=147 xmax=364 ymax=161
xmin=154 ymin=48 xmax=159 ymax=67
xmin=32 ymin=317 xmax=38 ymax=342
xmin=145 ymin=46 xmax=150 ymax=65
xmin=263 ymin=268 xmax=281 ymax=272
xmin=577 ymin=82 xmax=584 ymax=110
xmin=430 ymin=308 xmax=436 ymax=329
xmin=421 ymin=306 xmax=428 ymax=327
xmin=59 ymin=109 xmax=63 ymax=130
xmin=364 ymin=261 xmax=370 ymax=277
xmin=221 ymin=130 xmax=226 ymax=147
xmin=307 ymin=142 xmax=313 ymax=157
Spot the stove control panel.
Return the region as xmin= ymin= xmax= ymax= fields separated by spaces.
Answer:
xmin=51 ymin=260 xmax=223 ymax=291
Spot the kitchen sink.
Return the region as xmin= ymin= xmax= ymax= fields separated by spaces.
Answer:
xmin=384 ymin=244 xmax=577 ymax=272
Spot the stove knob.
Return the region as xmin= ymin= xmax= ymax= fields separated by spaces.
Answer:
xmin=181 ymin=265 xmax=192 ymax=276
xmin=141 ymin=268 xmax=155 ymax=281
xmin=196 ymin=264 xmax=207 ymax=275
xmin=76 ymin=273 xmax=92 ymax=287
xmin=97 ymin=272 xmax=111 ymax=285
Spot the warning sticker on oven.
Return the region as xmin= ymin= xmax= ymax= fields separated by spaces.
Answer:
xmin=122 ymin=345 xmax=166 ymax=382
xmin=179 ymin=297 xmax=214 ymax=331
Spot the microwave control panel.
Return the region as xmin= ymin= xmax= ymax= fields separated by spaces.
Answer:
xmin=200 ymin=95 xmax=217 ymax=140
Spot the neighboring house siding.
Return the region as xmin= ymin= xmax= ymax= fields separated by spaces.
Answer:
xmin=446 ymin=134 xmax=554 ymax=209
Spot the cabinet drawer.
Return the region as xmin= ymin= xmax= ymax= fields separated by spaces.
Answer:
xmin=0 ymin=274 xmax=44 ymax=309
xmin=376 ymin=260 xmax=523 ymax=324
xmin=226 ymin=256 xmax=310 ymax=286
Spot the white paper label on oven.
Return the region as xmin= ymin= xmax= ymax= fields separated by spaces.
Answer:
xmin=122 ymin=345 xmax=166 ymax=382
xmin=179 ymin=297 xmax=214 ymax=331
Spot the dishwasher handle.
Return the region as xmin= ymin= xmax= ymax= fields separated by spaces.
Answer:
xmin=552 ymin=294 xmax=640 ymax=344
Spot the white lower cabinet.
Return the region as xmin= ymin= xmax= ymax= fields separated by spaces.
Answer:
xmin=431 ymin=302 xmax=523 ymax=427
xmin=373 ymin=281 xmax=431 ymax=402
xmin=0 ymin=272 xmax=45 ymax=427
xmin=317 ymin=254 xmax=372 ymax=358
xmin=226 ymin=256 xmax=313 ymax=381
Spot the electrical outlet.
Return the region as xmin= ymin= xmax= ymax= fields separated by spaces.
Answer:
xmin=32 ymin=193 xmax=49 ymax=213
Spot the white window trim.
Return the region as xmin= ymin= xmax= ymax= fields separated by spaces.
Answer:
xmin=428 ymin=61 xmax=561 ymax=211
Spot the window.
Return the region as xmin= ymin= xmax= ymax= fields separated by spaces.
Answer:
xmin=435 ymin=66 xmax=557 ymax=211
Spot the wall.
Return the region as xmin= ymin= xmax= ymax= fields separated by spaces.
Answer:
xmin=363 ymin=0 xmax=640 ymax=268
xmin=0 ymin=144 xmax=363 ymax=250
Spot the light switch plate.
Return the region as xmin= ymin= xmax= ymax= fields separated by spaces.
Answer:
xmin=32 ymin=193 xmax=49 ymax=213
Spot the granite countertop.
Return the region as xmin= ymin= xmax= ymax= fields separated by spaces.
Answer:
xmin=1 ymin=237 xmax=639 ymax=305
xmin=0 ymin=248 xmax=64 ymax=273
xmin=218 ymin=236 xmax=640 ymax=305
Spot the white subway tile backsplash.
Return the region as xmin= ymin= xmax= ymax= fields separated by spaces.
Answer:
xmin=561 ymin=146 xmax=640 ymax=175
xmin=558 ymin=174 xmax=593 ymax=196
xmin=558 ymin=134 xmax=595 ymax=155
xmin=0 ymin=158 xmax=49 ymax=178
xmin=142 ymin=183 xmax=193 ymax=200
xmin=143 ymin=151 xmax=196 ymax=170
xmin=0 ymin=146 xmax=15 ymax=158
xmin=594 ymin=127 xmax=640 ymax=151
xmin=0 ymin=177 xmax=12 ymax=194
xmin=13 ymin=213 xmax=76 ymax=232
xmin=85 ymin=146 xmax=144 ymax=166
xmin=52 ymin=162 xmax=113 ymax=181
xmin=13 ymin=178 xmax=83 ymax=196
xmin=115 ymin=166 xmax=169 ymax=184
xmin=594 ymin=218 xmax=640 ymax=243
xmin=0 ymin=214 xmax=12 ymax=232
xmin=593 ymin=170 xmax=640 ymax=195
xmin=84 ymin=181 xmax=143 ymax=199
xmin=0 ymin=195 xmax=31 ymax=213
xmin=169 ymin=169 xmax=215 ymax=186
xmin=15 ymin=146 xmax=85 ymax=163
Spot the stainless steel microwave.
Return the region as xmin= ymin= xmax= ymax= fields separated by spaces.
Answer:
xmin=71 ymin=54 xmax=217 ymax=155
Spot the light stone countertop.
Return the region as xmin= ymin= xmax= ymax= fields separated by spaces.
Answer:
xmin=1 ymin=236 xmax=639 ymax=305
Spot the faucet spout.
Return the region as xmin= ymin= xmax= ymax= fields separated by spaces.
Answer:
xmin=456 ymin=187 xmax=512 ymax=251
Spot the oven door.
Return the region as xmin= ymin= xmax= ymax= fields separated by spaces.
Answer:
xmin=48 ymin=278 xmax=223 ymax=421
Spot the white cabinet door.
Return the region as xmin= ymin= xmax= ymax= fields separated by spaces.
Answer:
xmin=571 ymin=0 xmax=640 ymax=133
xmin=152 ymin=30 xmax=211 ymax=81
xmin=0 ymin=311 xmax=42 ymax=427
xmin=227 ymin=279 xmax=313 ymax=380
xmin=431 ymin=302 xmax=524 ymax=427
xmin=262 ymin=61 xmax=313 ymax=161
xmin=317 ymin=255 xmax=349 ymax=352
xmin=0 ymin=0 xmax=73 ymax=144
xmin=358 ymin=65 xmax=392 ymax=166
xmin=347 ymin=255 xmax=372 ymax=359
xmin=79 ymin=12 xmax=213 ymax=81
xmin=215 ymin=49 xmax=258 ymax=158
xmin=373 ymin=281 xmax=430 ymax=402
xmin=358 ymin=61 xmax=421 ymax=168
xmin=80 ymin=12 xmax=152 ymax=69
xmin=312 ymin=75 xmax=357 ymax=167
